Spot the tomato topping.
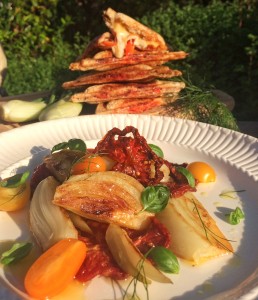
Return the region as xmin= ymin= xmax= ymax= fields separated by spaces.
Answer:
xmin=124 ymin=39 xmax=135 ymax=56
xmin=24 ymin=238 xmax=87 ymax=299
xmin=101 ymin=40 xmax=117 ymax=47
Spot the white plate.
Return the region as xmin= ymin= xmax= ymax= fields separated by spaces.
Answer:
xmin=0 ymin=114 xmax=258 ymax=300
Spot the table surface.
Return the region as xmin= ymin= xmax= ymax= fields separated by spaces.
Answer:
xmin=0 ymin=91 xmax=258 ymax=138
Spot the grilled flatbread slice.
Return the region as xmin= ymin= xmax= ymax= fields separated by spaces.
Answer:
xmin=71 ymin=80 xmax=185 ymax=103
xmin=70 ymin=51 xmax=188 ymax=71
xmin=79 ymin=32 xmax=115 ymax=59
xmin=103 ymin=8 xmax=168 ymax=58
xmin=62 ymin=64 xmax=182 ymax=89
xmin=106 ymin=96 xmax=178 ymax=110
xmin=95 ymin=96 xmax=179 ymax=114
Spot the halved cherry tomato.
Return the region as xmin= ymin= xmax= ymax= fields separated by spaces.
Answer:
xmin=124 ymin=39 xmax=135 ymax=56
xmin=0 ymin=181 xmax=30 ymax=211
xmin=186 ymin=161 xmax=216 ymax=183
xmin=71 ymin=155 xmax=107 ymax=175
xmin=24 ymin=238 xmax=87 ymax=299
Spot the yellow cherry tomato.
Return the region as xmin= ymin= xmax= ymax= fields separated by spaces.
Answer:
xmin=0 ymin=181 xmax=31 ymax=211
xmin=71 ymin=155 xmax=107 ymax=175
xmin=186 ymin=161 xmax=216 ymax=183
xmin=24 ymin=238 xmax=87 ymax=299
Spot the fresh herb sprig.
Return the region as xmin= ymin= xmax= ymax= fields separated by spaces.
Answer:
xmin=1 ymin=242 xmax=33 ymax=265
xmin=176 ymin=166 xmax=195 ymax=188
xmin=227 ymin=207 xmax=245 ymax=225
xmin=52 ymin=138 xmax=86 ymax=153
xmin=192 ymin=199 xmax=234 ymax=253
xmin=148 ymin=246 xmax=179 ymax=274
xmin=141 ymin=185 xmax=170 ymax=213
xmin=123 ymin=246 xmax=177 ymax=300
xmin=148 ymin=144 xmax=164 ymax=158
xmin=219 ymin=190 xmax=246 ymax=199
xmin=0 ymin=171 xmax=30 ymax=188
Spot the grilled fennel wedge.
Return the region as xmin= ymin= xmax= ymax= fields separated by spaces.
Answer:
xmin=53 ymin=171 xmax=154 ymax=230
xmin=157 ymin=192 xmax=233 ymax=265
xmin=106 ymin=223 xmax=172 ymax=283
xmin=30 ymin=176 xmax=78 ymax=251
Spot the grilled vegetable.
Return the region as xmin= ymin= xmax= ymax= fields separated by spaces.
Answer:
xmin=0 ymin=99 xmax=46 ymax=122
xmin=53 ymin=171 xmax=154 ymax=230
xmin=30 ymin=176 xmax=78 ymax=251
xmin=38 ymin=98 xmax=82 ymax=121
xmin=105 ymin=223 xmax=172 ymax=283
xmin=157 ymin=192 xmax=233 ymax=265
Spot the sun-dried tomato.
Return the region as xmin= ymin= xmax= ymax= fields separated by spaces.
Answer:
xmin=94 ymin=126 xmax=195 ymax=197
xmin=128 ymin=217 xmax=171 ymax=254
xmin=75 ymin=217 xmax=170 ymax=283
xmin=76 ymin=221 xmax=127 ymax=282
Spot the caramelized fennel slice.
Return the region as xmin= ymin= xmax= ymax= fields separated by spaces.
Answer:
xmin=105 ymin=223 xmax=172 ymax=283
xmin=30 ymin=176 xmax=78 ymax=251
xmin=53 ymin=171 xmax=154 ymax=230
xmin=157 ymin=192 xmax=233 ymax=265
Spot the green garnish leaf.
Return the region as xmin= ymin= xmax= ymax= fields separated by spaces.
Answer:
xmin=141 ymin=185 xmax=170 ymax=213
xmin=227 ymin=207 xmax=245 ymax=225
xmin=52 ymin=138 xmax=86 ymax=153
xmin=1 ymin=242 xmax=33 ymax=265
xmin=148 ymin=144 xmax=164 ymax=158
xmin=51 ymin=142 xmax=68 ymax=153
xmin=148 ymin=246 xmax=180 ymax=274
xmin=219 ymin=190 xmax=246 ymax=199
xmin=67 ymin=138 xmax=86 ymax=152
xmin=0 ymin=171 xmax=30 ymax=188
xmin=176 ymin=166 xmax=195 ymax=188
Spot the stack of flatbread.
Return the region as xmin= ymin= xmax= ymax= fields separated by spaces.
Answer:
xmin=62 ymin=8 xmax=187 ymax=114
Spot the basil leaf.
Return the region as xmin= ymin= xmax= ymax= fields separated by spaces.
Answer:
xmin=51 ymin=142 xmax=68 ymax=153
xmin=0 ymin=171 xmax=30 ymax=188
xmin=52 ymin=139 xmax=86 ymax=153
xmin=148 ymin=144 xmax=164 ymax=158
xmin=176 ymin=166 xmax=195 ymax=188
xmin=228 ymin=207 xmax=245 ymax=225
xmin=148 ymin=246 xmax=180 ymax=274
xmin=141 ymin=185 xmax=170 ymax=213
xmin=1 ymin=242 xmax=33 ymax=265
xmin=68 ymin=138 xmax=86 ymax=152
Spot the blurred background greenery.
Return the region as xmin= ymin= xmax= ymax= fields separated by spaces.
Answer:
xmin=0 ymin=0 xmax=257 ymax=121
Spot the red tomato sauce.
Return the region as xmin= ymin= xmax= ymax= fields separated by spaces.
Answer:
xmin=76 ymin=217 xmax=170 ymax=282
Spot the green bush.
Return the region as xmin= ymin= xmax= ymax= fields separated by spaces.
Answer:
xmin=140 ymin=1 xmax=258 ymax=120
xmin=1 ymin=0 xmax=257 ymax=120
xmin=0 ymin=0 xmax=88 ymax=93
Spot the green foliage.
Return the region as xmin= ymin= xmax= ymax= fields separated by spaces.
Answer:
xmin=0 ymin=0 xmax=88 ymax=93
xmin=140 ymin=1 xmax=258 ymax=120
xmin=1 ymin=0 xmax=257 ymax=120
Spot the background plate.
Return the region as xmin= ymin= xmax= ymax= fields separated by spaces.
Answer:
xmin=0 ymin=114 xmax=258 ymax=300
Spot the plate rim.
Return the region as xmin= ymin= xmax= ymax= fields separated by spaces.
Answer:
xmin=0 ymin=114 xmax=257 ymax=180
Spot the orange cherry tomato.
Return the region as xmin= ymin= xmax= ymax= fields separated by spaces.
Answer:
xmin=24 ymin=238 xmax=87 ymax=299
xmin=71 ymin=155 xmax=107 ymax=175
xmin=186 ymin=161 xmax=216 ymax=183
